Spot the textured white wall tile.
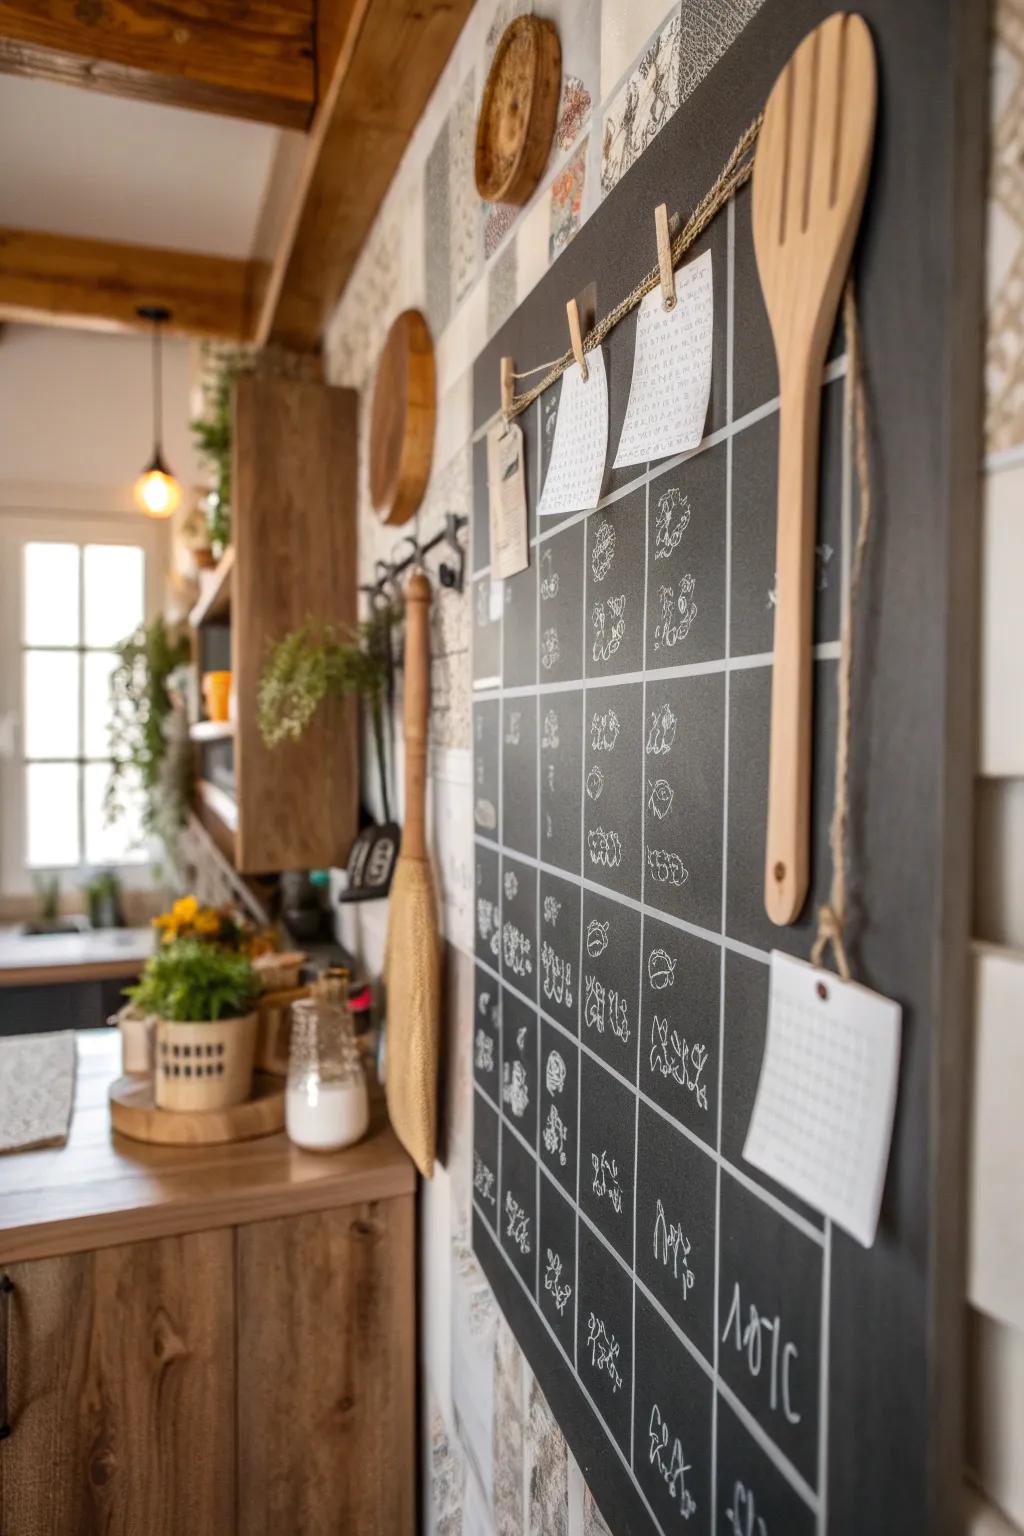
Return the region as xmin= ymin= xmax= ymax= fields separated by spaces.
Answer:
xmin=969 ymin=944 xmax=1024 ymax=1333
xmin=516 ymin=191 xmax=554 ymax=312
xmin=600 ymin=0 xmax=678 ymax=101
xmin=980 ymin=463 xmax=1024 ymax=774
xmin=967 ymin=1308 xmax=1024 ymax=1529
xmin=975 ymin=778 xmax=1024 ymax=949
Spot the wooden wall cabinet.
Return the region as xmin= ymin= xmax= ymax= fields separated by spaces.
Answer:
xmin=192 ymin=373 xmax=358 ymax=875
xmin=0 ymin=1202 xmax=414 ymax=1535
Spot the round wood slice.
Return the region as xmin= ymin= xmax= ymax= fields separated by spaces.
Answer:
xmin=475 ymin=16 xmax=562 ymax=205
xmin=109 ymin=1073 xmax=285 ymax=1146
xmin=369 ymin=309 xmax=436 ymax=526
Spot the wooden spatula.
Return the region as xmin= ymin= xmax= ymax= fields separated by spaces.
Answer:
xmin=752 ymin=12 xmax=876 ymax=925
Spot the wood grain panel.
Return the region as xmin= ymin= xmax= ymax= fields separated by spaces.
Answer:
xmin=237 ymin=1198 xmax=415 ymax=1535
xmin=0 ymin=0 xmax=316 ymax=128
xmin=0 ymin=1231 xmax=235 ymax=1535
xmin=232 ymin=373 xmax=358 ymax=873
xmin=0 ymin=227 xmax=265 ymax=340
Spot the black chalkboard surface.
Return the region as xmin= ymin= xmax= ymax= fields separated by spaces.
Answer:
xmin=470 ymin=2 xmax=982 ymax=1532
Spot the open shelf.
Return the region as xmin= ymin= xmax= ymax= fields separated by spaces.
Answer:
xmin=190 ymin=719 xmax=234 ymax=744
xmin=189 ymin=545 xmax=235 ymax=627
xmin=197 ymin=778 xmax=238 ymax=833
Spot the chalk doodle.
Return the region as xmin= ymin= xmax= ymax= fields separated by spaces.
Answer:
xmin=588 ymin=828 xmax=623 ymax=868
xmin=545 ymin=1050 xmax=567 ymax=1094
xmin=653 ymin=1198 xmax=694 ymax=1294
xmin=591 ymin=1150 xmax=623 ymax=1213
xmin=543 ymin=895 xmax=562 ymax=926
xmin=540 ymin=547 xmax=560 ymax=601
xmin=646 ymin=703 xmax=678 ymax=755
xmin=591 ymin=519 xmax=616 ymax=581
xmin=724 ymin=1483 xmax=768 ymax=1536
xmin=648 ymin=1404 xmax=697 ymax=1519
xmin=584 ymin=973 xmax=630 ymax=1042
xmin=542 ymin=941 xmax=573 ymax=1007
xmin=647 ymin=848 xmax=689 ymax=886
xmin=586 ymin=919 xmax=609 ymax=958
xmin=585 ymin=1313 xmax=624 ymax=1392
xmin=473 ymin=1152 xmax=496 ymax=1205
xmin=541 ymin=709 xmax=560 ymax=749
xmin=590 ymin=708 xmax=621 ymax=751
xmin=654 ymin=485 xmax=692 ymax=560
xmin=504 ymin=710 xmax=521 ymax=745
xmin=541 ymin=628 xmax=561 ymax=670
xmin=475 ymin=798 xmax=498 ymax=829
xmin=546 ymin=762 xmax=556 ymax=791
xmin=516 ymin=1026 xmax=527 ymax=1050
xmin=654 ymin=575 xmax=698 ymax=650
xmin=647 ymin=778 xmax=674 ymax=820
xmin=543 ymin=1104 xmax=569 ymax=1166
xmin=503 ymin=869 xmax=519 ymax=900
xmin=474 ymin=1028 xmax=495 ymax=1074
xmin=592 ymin=594 xmax=626 ymax=661
xmin=502 ymin=921 xmax=533 ymax=976
xmin=505 ymin=1192 xmax=531 ymax=1254
xmin=502 ymin=1059 xmax=530 ymax=1118
xmin=477 ymin=899 xmax=501 ymax=957
xmin=545 ymin=1249 xmax=572 ymax=1315
xmin=647 ymin=948 xmax=677 ymax=990
xmin=585 ymin=764 xmax=605 ymax=801
xmin=650 ymin=1018 xmax=708 ymax=1110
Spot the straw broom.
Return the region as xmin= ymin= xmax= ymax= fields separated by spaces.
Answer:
xmin=384 ymin=570 xmax=441 ymax=1176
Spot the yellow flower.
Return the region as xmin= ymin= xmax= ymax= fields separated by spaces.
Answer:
xmin=193 ymin=908 xmax=221 ymax=937
xmin=172 ymin=895 xmax=199 ymax=924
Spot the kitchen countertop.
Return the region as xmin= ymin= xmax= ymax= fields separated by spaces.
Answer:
xmin=0 ymin=926 xmax=155 ymax=987
xmin=0 ymin=1031 xmax=415 ymax=1263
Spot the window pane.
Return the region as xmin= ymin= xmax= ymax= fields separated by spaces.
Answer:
xmin=23 ymin=651 xmax=79 ymax=759
xmin=83 ymin=650 xmax=118 ymax=759
xmin=83 ymin=545 xmax=144 ymax=647
xmin=26 ymin=763 xmax=79 ymax=867
xmin=85 ymin=761 xmax=147 ymax=865
xmin=24 ymin=543 xmax=80 ymax=645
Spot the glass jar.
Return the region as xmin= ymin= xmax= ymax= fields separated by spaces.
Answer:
xmin=285 ymin=973 xmax=368 ymax=1152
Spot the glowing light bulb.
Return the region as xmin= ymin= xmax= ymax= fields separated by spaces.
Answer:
xmin=134 ymin=464 xmax=181 ymax=518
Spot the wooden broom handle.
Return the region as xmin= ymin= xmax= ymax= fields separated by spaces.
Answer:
xmin=402 ymin=570 xmax=432 ymax=859
xmin=765 ymin=363 xmax=822 ymax=926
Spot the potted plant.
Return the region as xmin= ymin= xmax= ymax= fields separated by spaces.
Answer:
xmin=127 ymin=939 xmax=261 ymax=1111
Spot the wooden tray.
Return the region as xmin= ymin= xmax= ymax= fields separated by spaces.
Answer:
xmin=109 ymin=1073 xmax=285 ymax=1147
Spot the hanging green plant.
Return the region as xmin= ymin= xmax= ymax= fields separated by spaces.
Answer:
xmin=105 ymin=616 xmax=192 ymax=854
xmin=258 ymin=605 xmax=396 ymax=821
xmin=190 ymin=357 xmax=240 ymax=555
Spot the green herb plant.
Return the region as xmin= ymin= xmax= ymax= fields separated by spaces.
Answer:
xmin=190 ymin=358 xmax=239 ymax=555
xmin=105 ymin=616 xmax=192 ymax=858
xmin=128 ymin=939 xmax=259 ymax=1022
xmin=257 ymin=604 xmax=396 ymax=820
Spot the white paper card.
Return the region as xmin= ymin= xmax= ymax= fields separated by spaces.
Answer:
xmin=486 ymin=420 xmax=529 ymax=578
xmin=538 ymin=351 xmax=609 ymax=517
xmin=613 ymin=249 xmax=714 ymax=468
xmin=743 ymin=951 xmax=902 ymax=1247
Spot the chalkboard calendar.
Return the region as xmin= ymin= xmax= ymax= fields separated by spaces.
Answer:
xmin=470 ymin=3 xmax=981 ymax=1532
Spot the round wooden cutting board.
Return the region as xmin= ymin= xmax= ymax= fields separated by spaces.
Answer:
xmin=475 ymin=15 xmax=562 ymax=205
xmin=369 ymin=309 xmax=436 ymax=526
xmin=109 ymin=1073 xmax=285 ymax=1146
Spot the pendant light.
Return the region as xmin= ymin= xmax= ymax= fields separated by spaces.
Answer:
xmin=134 ymin=305 xmax=181 ymax=518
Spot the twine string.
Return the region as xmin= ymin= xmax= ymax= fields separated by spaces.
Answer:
xmin=810 ymin=280 xmax=872 ymax=983
xmin=504 ymin=115 xmax=764 ymax=418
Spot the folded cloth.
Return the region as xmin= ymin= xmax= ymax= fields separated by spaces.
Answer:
xmin=0 ymin=1031 xmax=76 ymax=1154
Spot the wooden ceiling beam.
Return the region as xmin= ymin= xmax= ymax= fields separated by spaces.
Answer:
xmin=0 ymin=1 xmax=317 ymax=129
xmin=0 ymin=227 xmax=266 ymax=341
xmin=256 ymin=0 xmax=475 ymax=351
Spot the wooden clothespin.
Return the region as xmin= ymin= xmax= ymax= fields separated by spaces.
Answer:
xmin=655 ymin=202 xmax=676 ymax=310
xmin=566 ymin=299 xmax=588 ymax=382
xmin=500 ymin=356 xmax=515 ymax=420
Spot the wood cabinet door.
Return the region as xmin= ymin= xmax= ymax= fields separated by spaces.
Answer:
xmin=0 ymin=1231 xmax=235 ymax=1535
xmin=237 ymin=1196 xmax=415 ymax=1536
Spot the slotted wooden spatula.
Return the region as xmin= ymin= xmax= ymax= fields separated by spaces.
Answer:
xmin=752 ymin=12 xmax=876 ymax=925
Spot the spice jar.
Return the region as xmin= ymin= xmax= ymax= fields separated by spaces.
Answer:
xmin=285 ymin=971 xmax=368 ymax=1152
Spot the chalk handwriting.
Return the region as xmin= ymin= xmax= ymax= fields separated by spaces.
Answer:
xmin=545 ymin=1249 xmax=572 ymax=1314
xmin=654 ymin=485 xmax=692 ymax=560
xmin=543 ymin=1104 xmax=569 ymax=1166
xmin=542 ymin=895 xmax=561 ymax=926
xmin=474 ymin=1029 xmax=495 ymax=1074
xmin=590 ymin=708 xmax=621 ymax=752
xmin=653 ymin=1198 xmax=694 ymax=1294
xmin=591 ymin=1150 xmax=623 ymax=1213
xmin=584 ymin=973 xmax=630 ymax=1043
xmin=721 ymin=1281 xmax=801 ymax=1425
xmin=473 ymin=1152 xmax=496 ymax=1205
xmin=503 ymin=869 xmax=518 ymax=900
xmin=586 ymin=1313 xmax=624 ymax=1391
xmin=592 ymin=594 xmax=626 ymax=662
xmin=654 ymin=575 xmax=698 ymax=650
xmin=541 ymin=709 xmax=560 ymax=749
xmin=541 ymin=940 xmax=573 ymax=1007
xmin=505 ymin=1192 xmax=531 ymax=1253
xmin=646 ymin=703 xmax=678 ymax=755
xmin=502 ymin=921 xmax=533 ymax=977
xmin=541 ymin=628 xmax=560 ymax=670
xmin=540 ymin=547 xmax=560 ymax=600
xmin=650 ymin=1018 xmax=708 ymax=1110
xmin=648 ymin=1404 xmax=697 ymax=1519
xmin=724 ymin=1482 xmax=768 ymax=1536
xmin=591 ymin=519 xmax=616 ymax=580
xmin=502 ymin=1060 xmax=529 ymax=1118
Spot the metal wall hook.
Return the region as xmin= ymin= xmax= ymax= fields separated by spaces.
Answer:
xmin=438 ymin=513 xmax=466 ymax=593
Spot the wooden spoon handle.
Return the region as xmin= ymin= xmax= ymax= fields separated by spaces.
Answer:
xmin=401 ymin=570 xmax=432 ymax=860
xmin=765 ymin=367 xmax=823 ymax=925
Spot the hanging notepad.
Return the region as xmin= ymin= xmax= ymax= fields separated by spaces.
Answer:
xmin=538 ymin=351 xmax=609 ymax=516
xmin=613 ymin=248 xmax=714 ymax=468
xmin=743 ymin=951 xmax=902 ymax=1247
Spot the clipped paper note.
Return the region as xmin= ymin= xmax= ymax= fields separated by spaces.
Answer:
xmin=743 ymin=950 xmax=902 ymax=1248
xmin=487 ymin=420 xmax=529 ymax=579
xmin=613 ymin=249 xmax=714 ymax=468
xmin=538 ymin=351 xmax=609 ymax=517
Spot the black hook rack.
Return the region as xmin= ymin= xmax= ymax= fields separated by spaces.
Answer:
xmin=359 ymin=513 xmax=467 ymax=604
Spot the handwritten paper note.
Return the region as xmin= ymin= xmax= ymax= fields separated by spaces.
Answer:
xmin=743 ymin=951 xmax=902 ymax=1248
xmin=613 ymin=249 xmax=714 ymax=468
xmin=538 ymin=351 xmax=609 ymax=517
xmin=487 ymin=420 xmax=529 ymax=578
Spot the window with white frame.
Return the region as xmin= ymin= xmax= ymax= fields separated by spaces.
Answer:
xmin=21 ymin=539 xmax=148 ymax=869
